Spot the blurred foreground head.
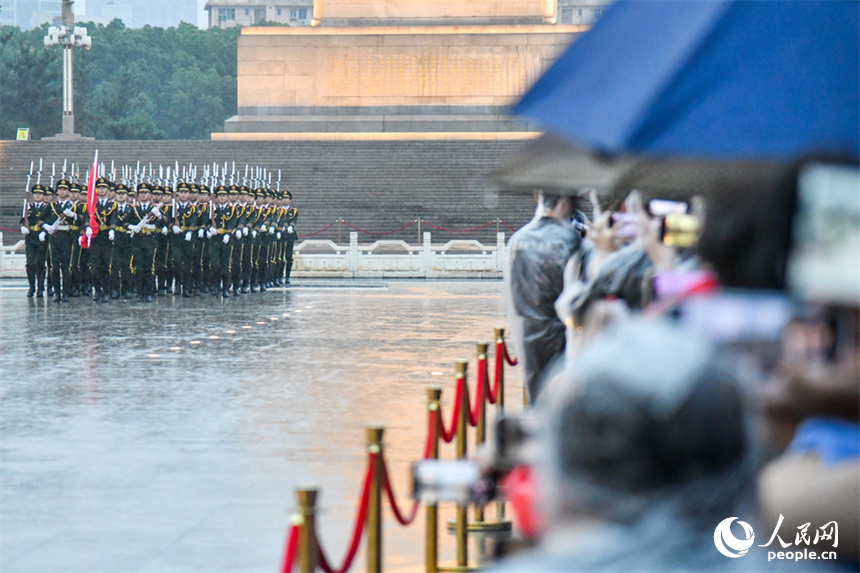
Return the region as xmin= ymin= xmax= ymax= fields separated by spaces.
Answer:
xmin=540 ymin=318 xmax=756 ymax=526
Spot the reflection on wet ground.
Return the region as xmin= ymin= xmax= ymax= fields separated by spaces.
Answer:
xmin=0 ymin=279 xmax=522 ymax=572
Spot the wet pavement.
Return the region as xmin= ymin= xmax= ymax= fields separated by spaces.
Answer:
xmin=0 ymin=279 xmax=522 ymax=572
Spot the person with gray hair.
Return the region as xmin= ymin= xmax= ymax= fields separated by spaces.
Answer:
xmin=492 ymin=318 xmax=817 ymax=572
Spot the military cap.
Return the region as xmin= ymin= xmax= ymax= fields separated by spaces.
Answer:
xmin=239 ymin=185 xmax=250 ymax=195
xmin=285 ymin=190 xmax=293 ymax=200
xmin=95 ymin=177 xmax=111 ymax=188
xmin=151 ymin=185 xmax=164 ymax=196
xmin=215 ymin=185 xmax=228 ymax=196
xmin=43 ymin=186 xmax=56 ymax=196
xmin=137 ymin=182 xmax=153 ymax=193
xmin=56 ymin=179 xmax=71 ymax=189
xmin=31 ymin=183 xmax=47 ymax=193
xmin=177 ymin=181 xmax=191 ymax=193
xmin=198 ymin=185 xmax=210 ymax=195
xmin=108 ymin=180 xmax=117 ymax=190
xmin=228 ymin=184 xmax=240 ymax=196
xmin=189 ymin=183 xmax=198 ymax=193
xmin=115 ymin=183 xmax=129 ymax=194
xmin=70 ymin=182 xmax=82 ymax=192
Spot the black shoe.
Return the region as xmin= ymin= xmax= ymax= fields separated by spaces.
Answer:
xmin=71 ymin=287 xmax=80 ymax=297
xmin=182 ymin=289 xmax=191 ymax=298
xmin=250 ymin=285 xmax=259 ymax=293
xmin=259 ymin=284 xmax=267 ymax=293
xmin=62 ymin=294 xmax=69 ymax=303
xmin=200 ymin=286 xmax=209 ymax=294
xmin=138 ymin=294 xmax=144 ymax=302
xmin=145 ymin=295 xmax=153 ymax=303
xmin=123 ymin=292 xmax=132 ymax=300
xmin=37 ymin=290 xmax=44 ymax=298
xmin=93 ymin=291 xmax=100 ymax=302
xmin=222 ymin=288 xmax=230 ymax=298
xmin=101 ymin=294 xmax=110 ymax=303
xmin=27 ymin=288 xmax=35 ymax=298
xmin=53 ymin=295 xmax=61 ymax=303
xmin=241 ymin=285 xmax=250 ymax=294
xmin=111 ymin=290 xmax=119 ymax=300
xmin=285 ymin=278 xmax=291 ymax=285
xmin=158 ymin=288 xmax=166 ymax=296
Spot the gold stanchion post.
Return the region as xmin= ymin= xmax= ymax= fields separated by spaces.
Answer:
xmin=426 ymin=386 xmax=442 ymax=573
xmin=296 ymin=487 xmax=319 ymax=573
xmin=367 ymin=425 xmax=384 ymax=573
xmin=455 ymin=360 xmax=469 ymax=568
xmin=474 ymin=343 xmax=489 ymax=524
xmin=493 ymin=328 xmax=507 ymax=522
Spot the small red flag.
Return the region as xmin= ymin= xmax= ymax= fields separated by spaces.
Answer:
xmin=81 ymin=150 xmax=99 ymax=249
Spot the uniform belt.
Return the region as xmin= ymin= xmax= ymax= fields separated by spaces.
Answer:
xmin=55 ymin=225 xmax=70 ymax=232
xmin=70 ymin=226 xmax=80 ymax=231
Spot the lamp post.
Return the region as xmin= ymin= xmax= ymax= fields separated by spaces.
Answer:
xmin=44 ymin=0 xmax=92 ymax=139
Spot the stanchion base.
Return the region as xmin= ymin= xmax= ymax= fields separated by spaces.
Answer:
xmin=446 ymin=518 xmax=513 ymax=533
xmin=438 ymin=564 xmax=480 ymax=572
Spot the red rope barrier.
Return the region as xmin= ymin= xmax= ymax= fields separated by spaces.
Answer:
xmin=280 ymin=523 xmax=301 ymax=573
xmin=298 ymin=221 xmax=337 ymax=238
xmin=317 ymin=452 xmax=376 ymax=573
xmin=0 ymin=226 xmax=19 ymax=234
xmin=499 ymin=221 xmax=518 ymax=232
xmin=342 ymin=220 xmax=416 ymax=236
xmin=421 ymin=221 xmax=495 ymax=233
xmin=381 ymin=456 xmax=420 ymax=526
xmin=424 ymin=409 xmax=438 ymax=459
xmin=503 ymin=342 xmax=518 ymax=366
xmin=438 ymin=380 xmax=462 ymax=443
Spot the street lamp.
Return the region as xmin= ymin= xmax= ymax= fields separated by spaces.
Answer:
xmin=44 ymin=0 xmax=92 ymax=139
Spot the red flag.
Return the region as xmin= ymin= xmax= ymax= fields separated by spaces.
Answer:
xmin=81 ymin=150 xmax=99 ymax=249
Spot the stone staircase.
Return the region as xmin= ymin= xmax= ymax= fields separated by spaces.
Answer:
xmin=0 ymin=140 xmax=535 ymax=245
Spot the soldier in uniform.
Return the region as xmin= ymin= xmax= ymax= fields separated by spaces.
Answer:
xmin=152 ymin=185 xmax=171 ymax=295
xmin=193 ymin=184 xmax=212 ymax=294
xmin=20 ymin=184 xmax=50 ymax=298
xmin=85 ymin=177 xmax=117 ymax=302
xmin=127 ymin=182 xmax=164 ymax=302
xmin=68 ymin=182 xmax=86 ymax=297
xmin=171 ymin=182 xmax=196 ymax=297
xmin=284 ymin=190 xmax=299 ymax=285
xmin=252 ymin=188 xmax=270 ymax=292
xmin=42 ymin=179 xmax=78 ymax=302
xmin=111 ymin=184 xmax=135 ymax=299
xmin=208 ymin=185 xmax=238 ymax=298
xmin=226 ymin=185 xmax=244 ymax=296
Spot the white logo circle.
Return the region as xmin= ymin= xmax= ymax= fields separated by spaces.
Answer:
xmin=714 ymin=517 xmax=755 ymax=558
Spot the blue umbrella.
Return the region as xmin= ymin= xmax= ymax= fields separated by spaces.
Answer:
xmin=513 ymin=0 xmax=859 ymax=160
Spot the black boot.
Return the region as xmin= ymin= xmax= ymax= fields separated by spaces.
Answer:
xmin=26 ymin=268 xmax=36 ymax=298
xmin=37 ymin=270 xmax=46 ymax=297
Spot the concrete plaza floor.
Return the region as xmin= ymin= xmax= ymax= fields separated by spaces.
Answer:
xmin=0 ymin=279 xmax=521 ymax=572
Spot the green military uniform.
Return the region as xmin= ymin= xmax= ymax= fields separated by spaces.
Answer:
xmin=153 ymin=186 xmax=172 ymax=294
xmin=284 ymin=191 xmax=299 ymax=284
xmin=110 ymin=185 xmax=135 ymax=299
xmin=68 ymin=183 xmax=87 ymax=297
xmin=128 ymin=184 xmax=163 ymax=302
xmin=193 ymin=186 xmax=212 ymax=294
xmin=20 ymin=184 xmax=50 ymax=298
xmin=42 ymin=180 xmax=77 ymax=302
xmin=86 ymin=178 xmax=116 ymax=302
xmin=209 ymin=185 xmax=239 ymax=297
xmin=170 ymin=183 xmax=196 ymax=297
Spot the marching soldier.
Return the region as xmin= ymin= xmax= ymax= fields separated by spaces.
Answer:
xmin=20 ymin=184 xmax=50 ymax=298
xmin=209 ymin=185 xmax=238 ymax=298
xmin=68 ymin=182 xmax=86 ymax=297
xmin=171 ymin=182 xmax=196 ymax=298
xmin=127 ymin=182 xmax=164 ymax=302
xmin=85 ymin=177 xmax=117 ymax=303
xmin=193 ymin=184 xmax=211 ymax=294
xmin=111 ymin=184 xmax=135 ymax=299
xmin=42 ymin=179 xmax=78 ymax=302
xmin=284 ymin=190 xmax=299 ymax=285
xmin=153 ymin=185 xmax=171 ymax=295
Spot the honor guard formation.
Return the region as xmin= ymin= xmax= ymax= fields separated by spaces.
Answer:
xmin=19 ymin=159 xmax=300 ymax=302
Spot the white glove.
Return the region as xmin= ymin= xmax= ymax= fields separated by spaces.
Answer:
xmin=209 ymin=226 xmax=217 ymax=236
xmin=185 ymin=231 xmax=192 ymax=242
xmin=234 ymin=229 xmax=242 ymax=239
xmin=206 ymin=229 xmax=214 ymax=239
xmin=242 ymin=227 xmax=249 ymax=236
xmin=46 ymin=223 xmax=57 ymax=235
xmin=85 ymin=227 xmax=93 ymax=238
xmin=39 ymin=231 xmax=46 ymax=242
xmin=128 ymin=223 xmax=140 ymax=235
xmin=252 ymin=230 xmax=257 ymax=238
xmin=287 ymin=225 xmax=294 ymax=234
xmin=172 ymin=225 xmax=182 ymax=235
xmin=261 ymin=224 xmax=268 ymax=232
xmin=63 ymin=208 xmax=76 ymax=219
xmin=197 ymin=228 xmax=205 ymax=239
xmin=269 ymin=227 xmax=275 ymax=235
xmin=20 ymin=226 xmax=30 ymax=235
xmin=78 ymin=235 xmax=84 ymax=247
xmin=277 ymin=232 xmax=282 ymax=240
xmin=161 ymin=226 xmax=168 ymax=236
xmin=150 ymin=206 xmax=162 ymax=218
xmin=222 ymin=234 xmax=230 ymax=244
xmin=108 ymin=229 xmax=115 ymax=241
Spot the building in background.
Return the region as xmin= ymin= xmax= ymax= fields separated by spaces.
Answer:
xmin=557 ymin=0 xmax=610 ymax=25
xmin=0 ymin=0 xmax=204 ymax=29
xmin=205 ymin=0 xmax=313 ymax=29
